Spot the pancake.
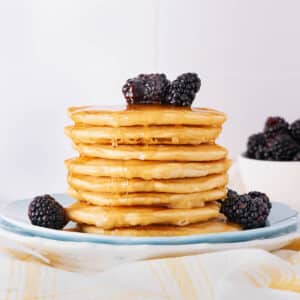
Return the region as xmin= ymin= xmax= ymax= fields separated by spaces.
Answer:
xmin=65 ymin=157 xmax=231 ymax=179
xmin=67 ymin=173 xmax=228 ymax=194
xmin=68 ymin=105 xmax=226 ymax=127
xmin=73 ymin=143 xmax=227 ymax=161
xmin=79 ymin=220 xmax=240 ymax=236
xmin=66 ymin=201 xmax=221 ymax=229
xmin=67 ymin=186 xmax=227 ymax=208
xmin=65 ymin=125 xmax=221 ymax=145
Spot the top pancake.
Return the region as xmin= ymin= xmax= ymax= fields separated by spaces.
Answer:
xmin=68 ymin=105 xmax=226 ymax=127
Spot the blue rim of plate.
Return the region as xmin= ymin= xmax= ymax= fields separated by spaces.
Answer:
xmin=0 ymin=194 xmax=298 ymax=245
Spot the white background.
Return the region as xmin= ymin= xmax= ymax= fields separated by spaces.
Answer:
xmin=0 ymin=0 xmax=300 ymax=201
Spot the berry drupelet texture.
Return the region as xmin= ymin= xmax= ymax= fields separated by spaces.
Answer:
xmin=264 ymin=116 xmax=289 ymax=139
xmin=290 ymin=119 xmax=300 ymax=141
xmin=268 ymin=134 xmax=300 ymax=161
xmin=28 ymin=195 xmax=68 ymax=229
xmin=227 ymin=189 xmax=239 ymax=200
xmin=122 ymin=74 xmax=170 ymax=104
xmin=218 ymin=189 xmax=238 ymax=204
xmin=164 ymin=73 xmax=201 ymax=106
xmin=248 ymin=191 xmax=272 ymax=209
xmin=220 ymin=190 xmax=271 ymax=229
xmin=122 ymin=78 xmax=146 ymax=104
xmin=246 ymin=133 xmax=271 ymax=160
xmin=138 ymin=74 xmax=170 ymax=102
xmin=122 ymin=72 xmax=201 ymax=107
xmin=246 ymin=115 xmax=300 ymax=161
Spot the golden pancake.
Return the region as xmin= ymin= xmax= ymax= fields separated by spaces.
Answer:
xmin=65 ymin=157 xmax=231 ymax=179
xmin=79 ymin=220 xmax=240 ymax=236
xmin=73 ymin=143 xmax=227 ymax=161
xmin=68 ymin=173 xmax=228 ymax=194
xmin=66 ymin=201 xmax=221 ymax=229
xmin=68 ymin=105 xmax=226 ymax=127
xmin=65 ymin=125 xmax=221 ymax=145
xmin=67 ymin=186 xmax=227 ymax=208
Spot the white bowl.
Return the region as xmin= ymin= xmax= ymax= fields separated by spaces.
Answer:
xmin=238 ymin=154 xmax=300 ymax=212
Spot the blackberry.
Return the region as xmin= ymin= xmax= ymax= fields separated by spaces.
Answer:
xmin=246 ymin=133 xmax=271 ymax=160
xmin=138 ymin=74 xmax=170 ymax=101
xmin=217 ymin=189 xmax=238 ymax=204
xmin=220 ymin=192 xmax=271 ymax=229
xmin=248 ymin=191 xmax=272 ymax=209
xmin=164 ymin=73 xmax=201 ymax=106
xmin=122 ymin=78 xmax=146 ymax=104
xmin=227 ymin=189 xmax=239 ymax=200
xmin=293 ymin=152 xmax=300 ymax=161
xmin=122 ymin=74 xmax=170 ymax=104
xmin=268 ymin=134 xmax=300 ymax=161
xmin=28 ymin=195 xmax=68 ymax=229
xmin=264 ymin=117 xmax=289 ymax=138
xmin=290 ymin=119 xmax=300 ymax=141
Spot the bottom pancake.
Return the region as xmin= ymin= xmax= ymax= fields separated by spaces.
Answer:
xmin=66 ymin=201 xmax=221 ymax=229
xmin=68 ymin=187 xmax=227 ymax=208
xmin=79 ymin=220 xmax=240 ymax=237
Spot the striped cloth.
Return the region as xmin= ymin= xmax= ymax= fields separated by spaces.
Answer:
xmin=1 ymin=168 xmax=300 ymax=299
xmin=1 ymin=233 xmax=300 ymax=299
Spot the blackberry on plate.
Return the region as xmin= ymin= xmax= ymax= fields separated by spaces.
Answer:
xmin=246 ymin=133 xmax=271 ymax=160
xmin=220 ymin=190 xmax=271 ymax=229
xmin=218 ymin=189 xmax=238 ymax=204
xmin=122 ymin=73 xmax=170 ymax=104
xmin=28 ymin=194 xmax=68 ymax=229
xmin=290 ymin=119 xmax=300 ymax=141
xmin=248 ymin=191 xmax=272 ymax=209
xmin=268 ymin=134 xmax=300 ymax=161
xmin=164 ymin=73 xmax=201 ymax=107
xmin=264 ymin=116 xmax=289 ymax=138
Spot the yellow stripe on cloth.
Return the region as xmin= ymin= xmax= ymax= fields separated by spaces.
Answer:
xmin=260 ymin=263 xmax=300 ymax=293
xmin=195 ymin=258 xmax=214 ymax=299
xmin=4 ymin=259 xmax=15 ymax=300
xmin=165 ymin=258 xmax=198 ymax=300
xmin=270 ymin=276 xmax=300 ymax=293
xmin=23 ymin=263 xmax=41 ymax=300
xmin=0 ymin=236 xmax=300 ymax=299
xmin=283 ymin=238 xmax=300 ymax=251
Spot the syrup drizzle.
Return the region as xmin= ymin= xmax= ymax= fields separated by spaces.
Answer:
xmin=65 ymin=104 xmax=233 ymax=234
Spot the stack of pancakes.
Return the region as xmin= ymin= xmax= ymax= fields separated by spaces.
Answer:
xmin=65 ymin=105 xmax=239 ymax=236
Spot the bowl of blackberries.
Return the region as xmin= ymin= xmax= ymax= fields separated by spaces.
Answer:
xmin=238 ymin=117 xmax=300 ymax=211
